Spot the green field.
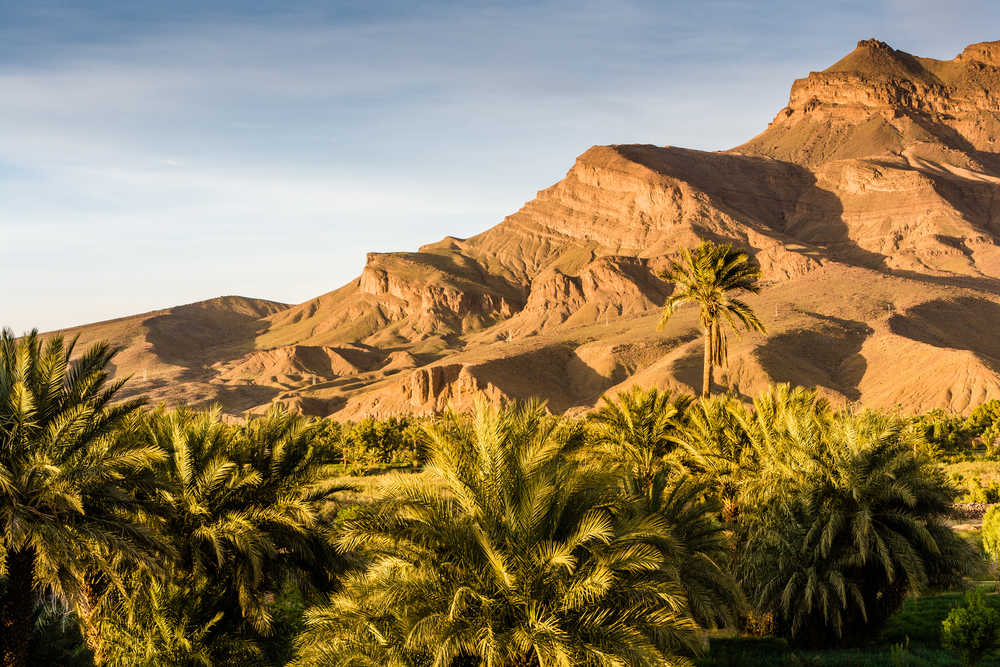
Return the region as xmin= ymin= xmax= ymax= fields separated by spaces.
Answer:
xmin=700 ymin=591 xmax=1000 ymax=666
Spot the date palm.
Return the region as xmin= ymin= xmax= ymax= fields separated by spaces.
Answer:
xmin=674 ymin=394 xmax=751 ymax=523
xmin=659 ymin=241 xmax=765 ymax=397
xmin=0 ymin=329 xmax=162 ymax=667
xmin=588 ymin=389 xmax=740 ymax=631
xmin=587 ymin=386 xmax=691 ymax=491
xmin=295 ymin=400 xmax=704 ymax=666
xmin=735 ymin=398 xmax=972 ymax=646
xmin=155 ymin=406 xmax=344 ymax=630
xmin=93 ymin=405 xmax=347 ymax=665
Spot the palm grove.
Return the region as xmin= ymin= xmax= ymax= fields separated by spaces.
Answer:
xmin=0 ymin=240 xmax=979 ymax=666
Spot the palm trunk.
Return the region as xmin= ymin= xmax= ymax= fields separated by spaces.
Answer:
xmin=702 ymin=327 xmax=713 ymax=397
xmin=1 ymin=547 xmax=35 ymax=667
xmin=80 ymin=576 xmax=108 ymax=665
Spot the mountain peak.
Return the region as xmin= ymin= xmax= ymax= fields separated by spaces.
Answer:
xmin=823 ymin=38 xmax=934 ymax=82
xmin=958 ymin=40 xmax=1000 ymax=66
xmin=735 ymin=37 xmax=1000 ymax=166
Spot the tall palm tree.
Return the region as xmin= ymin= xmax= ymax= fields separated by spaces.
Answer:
xmin=295 ymin=400 xmax=705 ymax=666
xmin=587 ymin=386 xmax=691 ymax=491
xmin=659 ymin=241 xmax=766 ymax=397
xmin=0 ymin=329 xmax=162 ymax=667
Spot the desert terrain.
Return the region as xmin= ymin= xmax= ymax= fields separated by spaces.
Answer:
xmin=54 ymin=38 xmax=1000 ymax=418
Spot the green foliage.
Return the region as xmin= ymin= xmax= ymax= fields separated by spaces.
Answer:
xmin=702 ymin=591 xmax=1000 ymax=664
xmin=313 ymin=416 xmax=425 ymax=471
xmin=0 ymin=329 xmax=160 ymax=667
xmin=90 ymin=405 xmax=350 ymax=665
xmin=698 ymin=637 xmax=965 ymax=666
xmin=659 ymin=240 xmax=766 ymax=396
xmin=4 ymin=320 xmax=994 ymax=666
xmin=342 ymin=416 xmax=422 ymax=467
xmin=911 ymin=410 xmax=974 ymax=456
xmin=730 ymin=386 xmax=972 ymax=647
xmin=587 ymin=385 xmax=691 ymax=488
xmin=965 ymin=481 xmax=1000 ymax=504
xmin=677 ymin=393 xmax=756 ymax=523
xmin=985 ymin=508 xmax=1000 ymax=567
xmin=968 ymin=402 xmax=1000 ymax=440
xmin=99 ymin=577 xmax=264 ymax=667
xmin=942 ymin=590 xmax=1000 ymax=666
xmin=20 ymin=597 xmax=92 ymax=667
xmin=294 ymin=399 xmax=722 ymax=666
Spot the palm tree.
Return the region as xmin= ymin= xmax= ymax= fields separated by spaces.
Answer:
xmin=587 ymin=386 xmax=691 ymax=491
xmin=92 ymin=405 xmax=348 ymax=665
xmin=0 ymin=329 xmax=163 ymax=667
xmin=734 ymin=394 xmax=972 ymax=647
xmin=630 ymin=474 xmax=742 ymax=631
xmin=659 ymin=240 xmax=765 ymax=397
xmin=588 ymin=388 xmax=741 ymax=631
xmin=674 ymin=394 xmax=752 ymax=523
xmin=295 ymin=400 xmax=705 ymax=666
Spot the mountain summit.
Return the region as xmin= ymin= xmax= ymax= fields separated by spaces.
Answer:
xmin=57 ymin=39 xmax=1000 ymax=416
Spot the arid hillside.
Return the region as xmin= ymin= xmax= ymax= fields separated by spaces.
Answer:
xmin=53 ymin=38 xmax=1000 ymax=417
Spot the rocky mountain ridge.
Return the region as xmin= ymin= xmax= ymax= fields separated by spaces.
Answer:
xmin=53 ymin=39 xmax=1000 ymax=417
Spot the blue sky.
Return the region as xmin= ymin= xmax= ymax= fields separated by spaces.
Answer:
xmin=3 ymin=0 xmax=999 ymax=332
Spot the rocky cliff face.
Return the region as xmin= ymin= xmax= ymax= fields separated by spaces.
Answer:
xmin=54 ymin=38 xmax=1000 ymax=417
xmin=738 ymin=39 xmax=1000 ymax=165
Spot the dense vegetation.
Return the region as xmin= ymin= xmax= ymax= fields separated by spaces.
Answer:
xmin=2 ymin=327 xmax=999 ymax=666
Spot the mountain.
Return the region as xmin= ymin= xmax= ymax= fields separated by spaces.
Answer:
xmin=48 ymin=38 xmax=1000 ymax=416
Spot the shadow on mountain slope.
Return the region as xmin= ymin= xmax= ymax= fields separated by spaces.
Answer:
xmin=889 ymin=297 xmax=1000 ymax=371
xmin=756 ymin=313 xmax=872 ymax=401
xmin=613 ymin=144 xmax=888 ymax=271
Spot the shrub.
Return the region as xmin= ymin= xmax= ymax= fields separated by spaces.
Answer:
xmin=983 ymin=506 xmax=1000 ymax=567
xmin=968 ymin=401 xmax=1000 ymax=435
xmin=963 ymin=480 xmax=1000 ymax=504
xmin=314 ymin=416 xmax=426 ymax=470
xmin=942 ymin=589 xmax=1000 ymax=666
xmin=911 ymin=409 xmax=973 ymax=455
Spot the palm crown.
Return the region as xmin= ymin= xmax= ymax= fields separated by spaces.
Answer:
xmin=587 ymin=387 xmax=691 ymax=491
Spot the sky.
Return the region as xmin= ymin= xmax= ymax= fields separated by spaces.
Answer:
xmin=3 ymin=0 xmax=1000 ymax=332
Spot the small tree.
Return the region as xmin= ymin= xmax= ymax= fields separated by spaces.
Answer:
xmin=983 ymin=506 xmax=1000 ymax=569
xmin=942 ymin=589 xmax=1000 ymax=666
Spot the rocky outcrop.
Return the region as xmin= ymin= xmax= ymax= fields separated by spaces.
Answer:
xmin=404 ymin=364 xmax=504 ymax=413
xmin=738 ymin=39 xmax=1000 ymax=165
xmin=494 ymin=256 xmax=669 ymax=337
xmin=212 ymin=343 xmax=383 ymax=389
xmin=358 ymin=252 xmax=517 ymax=334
